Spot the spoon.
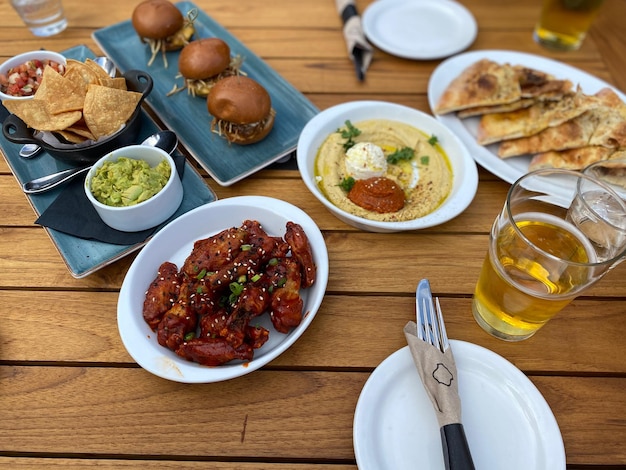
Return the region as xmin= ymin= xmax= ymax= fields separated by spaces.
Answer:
xmin=18 ymin=56 xmax=117 ymax=159
xmin=22 ymin=130 xmax=179 ymax=194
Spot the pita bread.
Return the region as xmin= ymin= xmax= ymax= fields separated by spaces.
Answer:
xmin=497 ymin=111 xmax=601 ymax=158
xmin=528 ymin=146 xmax=614 ymax=171
xmin=513 ymin=65 xmax=573 ymax=99
xmin=592 ymin=151 xmax=626 ymax=188
xmin=434 ymin=59 xmax=521 ymax=115
xmin=476 ymin=88 xmax=601 ymax=145
xmin=497 ymin=88 xmax=625 ymax=157
xmin=587 ymin=89 xmax=626 ymax=149
xmin=457 ymin=98 xmax=535 ymax=119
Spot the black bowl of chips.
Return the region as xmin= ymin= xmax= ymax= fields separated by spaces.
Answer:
xmin=2 ymin=66 xmax=153 ymax=166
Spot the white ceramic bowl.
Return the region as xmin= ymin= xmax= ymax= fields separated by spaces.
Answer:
xmin=0 ymin=50 xmax=66 ymax=101
xmin=84 ymin=145 xmax=183 ymax=232
xmin=117 ymin=196 xmax=329 ymax=383
xmin=296 ymin=101 xmax=478 ymax=232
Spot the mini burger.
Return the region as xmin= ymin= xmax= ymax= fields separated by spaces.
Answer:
xmin=207 ymin=76 xmax=275 ymax=145
xmin=167 ymin=38 xmax=243 ymax=97
xmin=132 ymin=0 xmax=196 ymax=67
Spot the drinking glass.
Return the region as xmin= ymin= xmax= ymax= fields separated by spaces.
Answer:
xmin=583 ymin=158 xmax=626 ymax=201
xmin=472 ymin=168 xmax=626 ymax=341
xmin=10 ymin=0 xmax=67 ymax=37
xmin=533 ymin=0 xmax=604 ymax=51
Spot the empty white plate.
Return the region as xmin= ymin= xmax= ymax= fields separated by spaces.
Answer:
xmin=362 ymin=0 xmax=478 ymax=60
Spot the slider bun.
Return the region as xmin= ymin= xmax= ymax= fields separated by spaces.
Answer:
xmin=132 ymin=0 xmax=184 ymax=40
xmin=178 ymin=38 xmax=231 ymax=80
xmin=207 ymin=76 xmax=271 ymax=124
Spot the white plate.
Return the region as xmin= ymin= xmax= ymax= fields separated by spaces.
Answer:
xmin=117 ymin=196 xmax=329 ymax=383
xmin=353 ymin=340 xmax=565 ymax=470
xmin=428 ymin=50 xmax=626 ymax=197
xmin=362 ymin=0 xmax=477 ymax=60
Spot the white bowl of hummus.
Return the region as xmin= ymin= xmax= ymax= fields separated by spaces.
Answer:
xmin=296 ymin=101 xmax=478 ymax=232
xmin=85 ymin=145 xmax=183 ymax=232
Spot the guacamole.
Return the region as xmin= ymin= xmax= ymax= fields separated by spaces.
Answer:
xmin=90 ymin=157 xmax=171 ymax=207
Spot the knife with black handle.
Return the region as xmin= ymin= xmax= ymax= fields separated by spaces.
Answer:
xmin=441 ymin=423 xmax=475 ymax=470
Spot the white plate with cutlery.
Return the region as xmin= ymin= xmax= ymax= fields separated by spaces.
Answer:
xmin=353 ymin=340 xmax=565 ymax=470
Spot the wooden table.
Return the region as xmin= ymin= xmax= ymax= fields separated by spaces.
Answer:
xmin=1 ymin=0 xmax=625 ymax=468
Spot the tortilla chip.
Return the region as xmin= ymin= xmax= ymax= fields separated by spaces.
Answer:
xmin=98 ymin=76 xmax=127 ymax=90
xmin=39 ymin=66 xmax=85 ymax=114
xmin=83 ymin=85 xmax=142 ymax=139
xmin=64 ymin=59 xmax=100 ymax=90
xmin=3 ymin=99 xmax=82 ymax=131
xmin=85 ymin=58 xmax=114 ymax=82
xmin=56 ymin=129 xmax=88 ymax=143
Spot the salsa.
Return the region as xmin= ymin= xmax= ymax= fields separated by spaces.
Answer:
xmin=348 ymin=176 xmax=405 ymax=213
xmin=0 ymin=59 xmax=65 ymax=97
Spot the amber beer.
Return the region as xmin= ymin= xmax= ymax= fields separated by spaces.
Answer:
xmin=472 ymin=213 xmax=596 ymax=341
xmin=534 ymin=0 xmax=604 ymax=50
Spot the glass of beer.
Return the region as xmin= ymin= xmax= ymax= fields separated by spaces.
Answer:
xmin=533 ymin=0 xmax=604 ymax=51
xmin=472 ymin=168 xmax=626 ymax=341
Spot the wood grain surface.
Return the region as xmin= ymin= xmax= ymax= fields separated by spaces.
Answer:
xmin=1 ymin=1 xmax=625 ymax=468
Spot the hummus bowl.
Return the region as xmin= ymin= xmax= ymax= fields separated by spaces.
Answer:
xmin=296 ymin=101 xmax=478 ymax=232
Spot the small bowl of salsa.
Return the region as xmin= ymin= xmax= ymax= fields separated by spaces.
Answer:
xmin=0 ymin=50 xmax=66 ymax=101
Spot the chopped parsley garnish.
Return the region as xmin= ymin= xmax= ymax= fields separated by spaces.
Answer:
xmin=420 ymin=155 xmax=430 ymax=165
xmin=386 ymin=147 xmax=415 ymax=164
xmin=428 ymin=135 xmax=439 ymax=146
xmin=339 ymin=176 xmax=356 ymax=192
xmin=338 ymin=120 xmax=361 ymax=151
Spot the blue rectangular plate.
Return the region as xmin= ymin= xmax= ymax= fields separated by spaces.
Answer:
xmin=0 ymin=45 xmax=217 ymax=278
xmin=92 ymin=1 xmax=319 ymax=186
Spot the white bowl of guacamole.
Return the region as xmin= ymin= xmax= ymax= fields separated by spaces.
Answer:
xmin=85 ymin=145 xmax=183 ymax=232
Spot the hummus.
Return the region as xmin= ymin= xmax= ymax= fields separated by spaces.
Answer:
xmin=315 ymin=119 xmax=453 ymax=222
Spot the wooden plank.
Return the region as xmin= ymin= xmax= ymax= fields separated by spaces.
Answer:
xmin=0 ymin=367 xmax=624 ymax=466
xmin=1 ymin=290 xmax=625 ymax=373
xmin=0 ymin=458 xmax=356 ymax=470
xmin=1 ymin=225 xmax=626 ymax=295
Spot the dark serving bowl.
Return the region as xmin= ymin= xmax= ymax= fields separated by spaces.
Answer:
xmin=2 ymin=70 xmax=153 ymax=165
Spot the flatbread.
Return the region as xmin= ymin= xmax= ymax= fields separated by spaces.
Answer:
xmin=528 ymin=146 xmax=614 ymax=171
xmin=434 ymin=59 xmax=521 ymax=114
xmin=497 ymin=110 xmax=601 ymax=158
xmin=456 ymin=98 xmax=535 ymax=119
xmin=587 ymin=88 xmax=626 ymax=149
xmin=513 ymin=65 xmax=573 ymax=99
xmin=593 ymin=151 xmax=626 ymax=188
xmin=497 ymin=87 xmax=625 ymax=157
xmin=476 ymin=88 xmax=601 ymax=145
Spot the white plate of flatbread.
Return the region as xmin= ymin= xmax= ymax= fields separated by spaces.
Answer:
xmin=427 ymin=50 xmax=626 ymax=197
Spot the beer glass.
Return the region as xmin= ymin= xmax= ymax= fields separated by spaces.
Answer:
xmin=472 ymin=169 xmax=626 ymax=341
xmin=533 ymin=0 xmax=604 ymax=51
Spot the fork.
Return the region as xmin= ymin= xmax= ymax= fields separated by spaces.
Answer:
xmin=417 ymin=295 xmax=449 ymax=353
xmin=415 ymin=279 xmax=475 ymax=470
